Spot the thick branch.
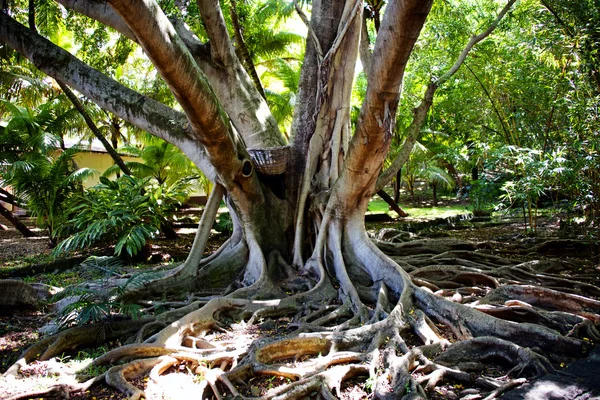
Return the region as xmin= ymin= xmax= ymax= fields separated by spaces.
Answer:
xmin=172 ymin=19 xmax=285 ymax=148
xmin=377 ymin=189 xmax=408 ymax=217
xmin=108 ymin=1 xmax=233 ymax=154
xmin=359 ymin=13 xmax=372 ymax=77
xmin=54 ymin=0 xmax=137 ymax=41
xmin=0 ymin=13 xmax=217 ymax=179
xmin=333 ymin=0 xmax=433 ymax=211
xmin=56 ymin=80 xmax=133 ymax=176
xmin=291 ymin=0 xmax=347 ymax=154
xmin=0 ymin=202 xmax=35 ymax=237
xmin=0 ymin=188 xmax=23 ymax=208
xmin=54 ymin=0 xmax=284 ymax=148
xmin=196 ymin=0 xmax=237 ymax=68
xmin=375 ymin=83 xmax=436 ymax=192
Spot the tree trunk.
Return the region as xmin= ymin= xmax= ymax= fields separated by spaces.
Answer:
xmin=377 ymin=189 xmax=409 ymax=218
xmin=472 ymin=165 xmax=479 ymax=181
xmin=375 ymin=0 xmax=517 ymax=192
xmin=394 ymin=168 xmax=401 ymax=203
xmin=0 ymin=202 xmax=35 ymax=238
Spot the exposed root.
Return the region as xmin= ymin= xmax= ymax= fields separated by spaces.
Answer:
xmin=5 ymin=225 xmax=600 ymax=399
xmin=3 ymin=317 xmax=152 ymax=377
xmin=6 ymin=375 xmax=102 ymax=400
xmin=434 ymin=336 xmax=553 ymax=377
xmin=105 ymin=357 xmax=162 ymax=399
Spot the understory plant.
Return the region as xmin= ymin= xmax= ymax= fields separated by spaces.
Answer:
xmin=468 ymin=176 xmax=499 ymax=217
xmin=54 ymin=174 xmax=189 ymax=258
xmin=52 ymin=256 xmax=158 ymax=329
xmin=496 ymin=146 xmax=571 ymax=232
xmin=0 ymin=101 xmax=93 ymax=244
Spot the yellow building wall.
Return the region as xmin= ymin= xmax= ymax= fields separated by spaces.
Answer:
xmin=74 ymin=152 xmax=140 ymax=188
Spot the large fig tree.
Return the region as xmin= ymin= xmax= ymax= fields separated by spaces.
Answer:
xmin=1 ymin=1 xmax=598 ymax=399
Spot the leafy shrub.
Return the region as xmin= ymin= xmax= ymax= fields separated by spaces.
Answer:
xmin=213 ymin=211 xmax=233 ymax=234
xmin=468 ymin=176 xmax=499 ymax=216
xmin=52 ymin=256 xmax=163 ymax=329
xmin=0 ymin=101 xmax=93 ymax=242
xmin=54 ymin=174 xmax=188 ymax=258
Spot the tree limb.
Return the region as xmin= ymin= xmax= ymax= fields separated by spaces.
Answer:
xmin=0 ymin=13 xmax=216 ymax=180
xmin=0 ymin=188 xmax=23 ymax=208
xmin=0 ymin=202 xmax=35 ymax=237
xmin=108 ymin=0 xmax=244 ymax=187
xmin=195 ymin=0 xmax=237 ymax=68
xmin=54 ymin=0 xmax=137 ymax=41
xmin=375 ymin=0 xmax=517 ymax=192
xmin=334 ymin=0 xmax=434 ymax=209
xmin=359 ymin=12 xmax=372 ymax=77
xmin=56 ymin=80 xmax=133 ymax=177
xmin=53 ymin=0 xmax=285 ymax=148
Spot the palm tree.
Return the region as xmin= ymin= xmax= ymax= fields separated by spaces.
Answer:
xmin=0 ymin=101 xmax=94 ymax=245
xmin=104 ymin=138 xmax=200 ymax=189
xmin=262 ymin=58 xmax=301 ymax=135
xmin=401 ymin=141 xmax=455 ymax=205
xmin=103 ymin=138 xmax=205 ymax=239
xmin=226 ymin=0 xmax=303 ymax=98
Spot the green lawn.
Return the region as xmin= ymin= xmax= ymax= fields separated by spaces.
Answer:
xmin=367 ymin=198 xmax=469 ymax=220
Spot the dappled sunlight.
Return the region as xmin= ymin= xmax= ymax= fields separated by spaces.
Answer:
xmin=518 ymin=379 xmax=591 ymax=400
xmin=145 ymin=372 xmax=206 ymax=400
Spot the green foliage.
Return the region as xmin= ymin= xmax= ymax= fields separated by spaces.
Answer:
xmin=222 ymin=0 xmax=302 ymax=63
xmin=54 ymin=174 xmax=187 ymax=257
xmin=364 ymin=376 xmax=375 ymax=393
xmin=213 ymin=211 xmax=233 ymax=235
xmin=104 ymin=137 xmax=209 ymax=196
xmin=0 ymin=101 xmax=94 ymax=240
xmin=49 ymin=256 xmax=169 ymax=329
xmin=263 ymin=58 xmax=301 ymax=133
xmin=468 ymin=177 xmax=499 ymax=216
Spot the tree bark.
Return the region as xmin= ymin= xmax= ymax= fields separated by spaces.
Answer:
xmin=5 ymin=3 xmax=593 ymax=399
xmin=0 ymin=188 xmax=23 ymax=208
xmin=394 ymin=168 xmax=401 ymax=203
xmin=55 ymin=0 xmax=285 ymax=148
xmin=291 ymin=0 xmax=347 ymax=156
xmin=0 ymin=13 xmax=216 ymax=180
xmin=0 ymin=202 xmax=35 ymax=238
xmin=377 ymin=189 xmax=409 ymax=218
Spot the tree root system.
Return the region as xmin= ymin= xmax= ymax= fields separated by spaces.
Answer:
xmin=2 ymin=231 xmax=599 ymax=400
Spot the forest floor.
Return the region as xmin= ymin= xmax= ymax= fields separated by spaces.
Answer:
xmin=0 ymin=197 xmax=598 ymax=399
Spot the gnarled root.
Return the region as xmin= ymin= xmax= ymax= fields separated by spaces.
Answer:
xmin=3 ymin=317 xmax=152 ymax=377
xmin=5 ymin=223 xmax=600 ymax=399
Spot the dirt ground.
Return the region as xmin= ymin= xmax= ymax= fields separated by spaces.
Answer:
xmin=0 ymin=205 xmax=598 ymax=399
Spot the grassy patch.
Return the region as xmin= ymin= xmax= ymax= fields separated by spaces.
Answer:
xmin=22 ymin=269 xmax=86 ymax=287
xmin=367 ymin=198 xmax=469 ymax=220
xmin=0 ymin=253 xmax=56 ymax=271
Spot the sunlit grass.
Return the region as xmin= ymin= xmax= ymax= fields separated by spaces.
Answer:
xmin=367 ymin=198 xmax=470 ymax=220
